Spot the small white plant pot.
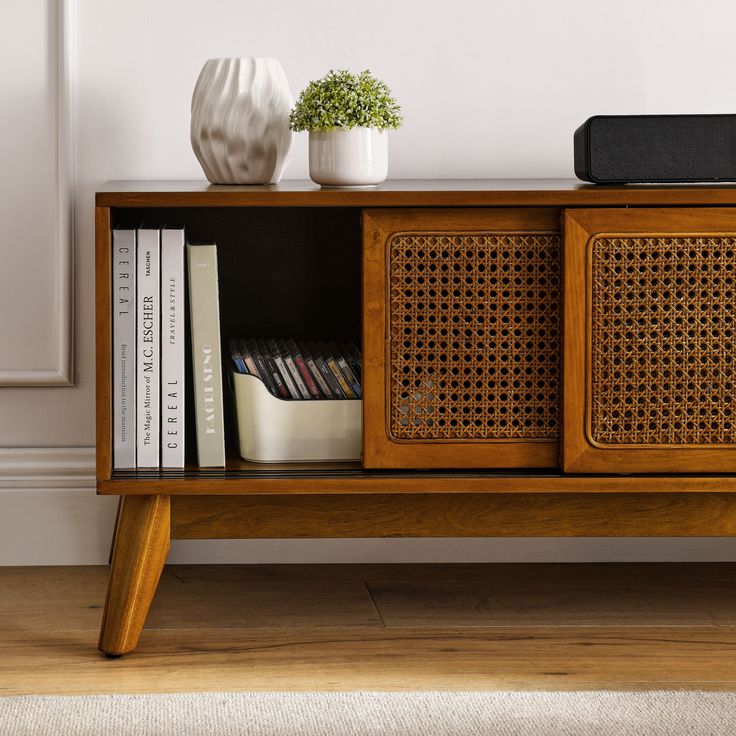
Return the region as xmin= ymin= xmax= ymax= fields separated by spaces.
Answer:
xmin=309 ymin=127 xmax=388 ymax=186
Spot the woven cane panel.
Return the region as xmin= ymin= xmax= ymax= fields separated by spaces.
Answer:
xmin=590 ymin=235 xmax=736 ymax=446
xmin=388 ymin=232 xmax=560 ymax=441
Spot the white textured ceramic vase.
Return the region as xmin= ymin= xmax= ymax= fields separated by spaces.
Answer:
xmin=309 ymin=127 xmax=388 ymax=186
xmin=191 ymin=57 xmax=293 ymax=184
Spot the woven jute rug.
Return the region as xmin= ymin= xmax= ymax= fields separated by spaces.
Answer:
xmin=1 ymin=691 xmax=734 ymax=735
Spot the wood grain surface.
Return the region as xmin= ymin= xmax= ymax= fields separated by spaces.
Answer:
xmin=4 ymin=563 xmax=736 ymax=694
xmin=169 ymin=493 xmax=736 ymax=538
xmin=98 ymin=472 xmax=736 ymax=496
xmin=98 ymin=495 xmax=171 ymax=655
xmin=96 ymin=179 xmax=736 ymax=208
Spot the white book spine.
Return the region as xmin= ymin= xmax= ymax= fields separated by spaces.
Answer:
xmin=187 ymin=244 xmax=226 ymax=467
xmin=112 ymin=229 xmax=136 ymax=468
xmin=161 ymin=229 xmax=185 ymax=468
xmin=136 ymin=229 xmax=161 ymax=467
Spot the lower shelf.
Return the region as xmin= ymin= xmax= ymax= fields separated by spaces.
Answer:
xmin=99 ymin=459 xmax=736 ymax=495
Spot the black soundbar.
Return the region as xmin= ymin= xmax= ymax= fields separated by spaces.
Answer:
xmin=574 ymin=114 xmax=736 ymax=184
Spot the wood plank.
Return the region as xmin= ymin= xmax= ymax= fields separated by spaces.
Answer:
xmin=4 ymin=564 xmax=736 ymax=694
xmin=8 ymin=564 xmax=736 ymax=632
xmin=0 ymin=566 xmax=108 ymax=632
xmin=5 ymin=627 xmax=736 ymax=695
xmin=95 ymin=206 xmax=112 ymax=481
xmin=169 ymin=493 xmax=736 ymax=539
xmin=366 ymin=563 xmax=736 ymax=627
xmin=96 ymin=179 xmax=736 ymax=208
xmin=0 ymin=565 xmax=382 ymax=633
xmin=146 ymin=565 xmax=382 ymax=630
xmin=98 ymin=473 xmax=736 ymax=495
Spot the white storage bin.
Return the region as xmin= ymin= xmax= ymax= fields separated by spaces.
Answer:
xmin=231 ymin=372 xmax=362 ymax=463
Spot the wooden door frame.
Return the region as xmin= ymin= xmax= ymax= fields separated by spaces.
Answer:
xmin=362 ymin=207 xmax=561 ymax=469
xmin=563 ymin=207 xmax=736 ymax=473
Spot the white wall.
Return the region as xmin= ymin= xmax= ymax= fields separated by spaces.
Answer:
xmin=3 ymin=0 xmax=736 ymax=563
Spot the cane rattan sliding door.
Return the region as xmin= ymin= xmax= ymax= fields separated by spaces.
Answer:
xmin=563 ymin=207 xmax=736 ymax=473
xmin=363 ymin=208 xmax=561 ymax=469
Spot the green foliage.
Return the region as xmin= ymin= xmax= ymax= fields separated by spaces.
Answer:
xmin=289 ymin=69 xmax=403 ymax=132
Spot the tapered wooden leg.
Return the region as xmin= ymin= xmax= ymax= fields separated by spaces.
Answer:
xmin=98 ymin=494 xmax=170 ymax=656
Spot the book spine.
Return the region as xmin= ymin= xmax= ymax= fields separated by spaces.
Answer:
xmin=160 ymin=229 xmax=185 ymax=468
xmin=136 ymin=229 xmax=161 ymax=467
xmin=112 ymin=229 xmax=136 ymax=468
xmin=187 ymin=244 xmax=226 ymax=467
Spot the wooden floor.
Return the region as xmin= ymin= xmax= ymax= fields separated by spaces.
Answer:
xmin=2 ymin=563 xmax=736 ymax=694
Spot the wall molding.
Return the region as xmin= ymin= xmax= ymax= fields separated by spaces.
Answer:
xmin=0 ymin=0 xmax=75 ymax=386
xmin=0 ymin=446 xmax=94 ymax=488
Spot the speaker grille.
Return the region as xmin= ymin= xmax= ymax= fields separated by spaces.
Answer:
xmin=590 ymin=235 xmax=736 ymax=445
xmin=583 ymin=115 xmax=736 ymax=183
xmin=387 ymin=232 xmax=561 ymax=441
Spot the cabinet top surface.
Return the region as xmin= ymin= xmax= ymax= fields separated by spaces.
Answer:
xmin=96 ymin=178 xmax=736 ymax=207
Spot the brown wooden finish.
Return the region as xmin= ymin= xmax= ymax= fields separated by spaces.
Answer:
xmin=10 ymin=625 xmax=736 ymax=693
xmin=145 ymin=565 xmax=383 ymax=630
xmin=169 ymin=492 xmax=736 ymax=538
xmin=363 ymin=208 xmax=561 ymax=469
xmin=97 ymin=178 xmax=736 ymax=208
xmin=94 ymin=183 xmax=736 ymax=657
xmin=564 ymin=207 xmax=736 ymax=474
xmin=98 ymin=495 xmax=170 ymax=656
xmin=363 ymin=562 xmax=736 ymax=628
xmin=100 ymin=471 xmax=736 ymax=496
xmin=95 ymin=206 xmax=112 ymax=481
xmin=7 ymin=564 xmax=736 ymax=694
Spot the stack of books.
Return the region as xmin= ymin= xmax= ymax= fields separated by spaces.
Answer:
xmin=112 ymin=228 xmax=187 ymax=470
xmin=112 ymin=232 xmax=227 ymax=469
xmin=229 ymin=339 xmax=361 ymax=400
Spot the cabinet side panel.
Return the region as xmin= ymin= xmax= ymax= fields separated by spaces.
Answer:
xmin=96 ymin=206 xmax=112 ymax=481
